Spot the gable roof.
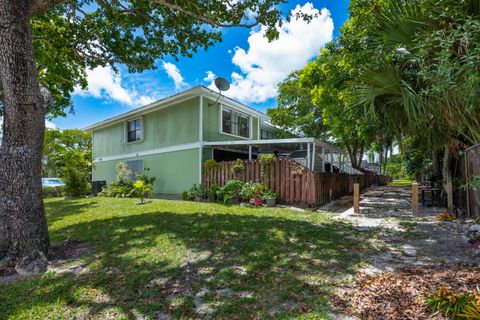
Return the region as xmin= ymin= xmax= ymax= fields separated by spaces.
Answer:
xmin=83 ymin=86 xmax=269 ymax=131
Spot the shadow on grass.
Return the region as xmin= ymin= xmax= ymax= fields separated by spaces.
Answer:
xmin=1 ymin=203 xmax=374 ymax=319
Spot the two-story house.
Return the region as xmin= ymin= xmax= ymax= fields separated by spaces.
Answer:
xmin=85 ymin=86 xmax=347 ymax=195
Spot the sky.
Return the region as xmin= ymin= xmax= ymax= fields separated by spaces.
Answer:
xmin=52 ymin=0 xmax=350 ymax=130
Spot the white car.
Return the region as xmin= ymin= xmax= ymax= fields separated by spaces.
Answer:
xmin=42 ymin=178 xmax=66 ymax=187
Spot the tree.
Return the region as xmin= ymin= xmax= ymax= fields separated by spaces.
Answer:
xmin=43 ymin=128 xmax=92 ymax=177
xmin=268 ymin=0 xmax=386 ymax=168
xmin=354 ymin=0 xmax=480 ymax=211
xmin=0 ymin=0 xmax=289 ymax=270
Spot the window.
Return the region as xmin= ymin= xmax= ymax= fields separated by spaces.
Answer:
xmin=127 ymin=159 xmax=144 ymax=180
xmin=260 ymin=129 xmax=274 ymax=140
xmin=126 ymin=118 xmax=142 ymax=143
xmin=221 ymin=106 xmax=250 ymax=138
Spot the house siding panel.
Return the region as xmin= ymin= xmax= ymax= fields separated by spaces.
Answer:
xmin=92 ymin=148 xmax=199 ymax=194
xmin=202 ymin=96 xmax=259 ymax=142
xmin=93 ymin=97 xmax=200 ymax=159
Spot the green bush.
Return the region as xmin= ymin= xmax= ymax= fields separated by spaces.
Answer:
xmin=62 ymin=150 xmax=91 ymax=197
xmin=100 ymin=164 xmax=155 ymax=199
xmin=181 ymin=184 xmax=208 ymax=201
xmin=42 ymin=186 xmax=65 ymax=198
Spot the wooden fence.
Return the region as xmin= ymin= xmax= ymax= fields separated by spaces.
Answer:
xmin=202 ymin=157 xmax=392 ymax=206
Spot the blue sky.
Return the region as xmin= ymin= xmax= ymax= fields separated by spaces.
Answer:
xmin=52 ymin=0 xmax=350 ymax=130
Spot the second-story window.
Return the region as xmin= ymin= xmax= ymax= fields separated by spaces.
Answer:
xmin=221 ymin=107 xmax=250 ymax=138
xmin=261 ymin=129 xmax=274 ymax=139
xmin=127 ymin=118 xmax=142 ymax=143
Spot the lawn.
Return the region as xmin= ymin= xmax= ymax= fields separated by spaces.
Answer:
xmin=0 ymin=198 xmax=378 ymax=319
xmin=390 ymin=179 xmax=414 ymax=187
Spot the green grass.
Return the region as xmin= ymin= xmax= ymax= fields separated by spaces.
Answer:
xmin=0 ymin=198 xmax=377 ymax=319
xmin=390 ymin=179 xmax=414 ymax=187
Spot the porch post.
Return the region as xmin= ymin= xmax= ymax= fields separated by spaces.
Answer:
xmin=321 ymin=147 xmax=325 ymax=172
xmin=307 ymin=143 xmax=311 ymax=169
xmin=330 ymin=153 xmax=334 ymax=172
xmin=248 ymin=145 xmax=252 ymax=160
xmin=312 ymin=143 xmax=316 ymax=171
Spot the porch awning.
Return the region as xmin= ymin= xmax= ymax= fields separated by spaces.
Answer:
xmin=204 ymin=138 xmax=344 ymax=154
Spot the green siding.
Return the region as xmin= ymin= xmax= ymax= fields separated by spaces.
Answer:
xmin=93 ymin=97 xmax=200 ymax=159
xmin=93 ymin=148 xmax=200 ymax=194
xmin=202 ymin=96 xmax=259 ymax=142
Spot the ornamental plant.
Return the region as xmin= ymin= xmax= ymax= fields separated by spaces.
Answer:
xmin=133 ymin=180 xmax=153 ymax=204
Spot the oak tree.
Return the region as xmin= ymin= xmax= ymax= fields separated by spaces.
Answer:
xmin=0 ymin=0 xmax=288 ymax=270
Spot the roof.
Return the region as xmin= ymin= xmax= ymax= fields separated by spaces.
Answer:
xmin=83 ymin=86 xmax=269 ymax=131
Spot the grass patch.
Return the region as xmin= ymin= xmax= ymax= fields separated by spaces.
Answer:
xmin=0 ymin=198 xmax=378 ymax=319
xmin=390 ymin=179 xmax=414 ymax=187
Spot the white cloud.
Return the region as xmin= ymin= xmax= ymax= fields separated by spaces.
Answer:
xmin=205 ymin=3 xmax=334 ymax=103
xmin=203 ymin=71 xmax=216 ymax=82
xmin=162 ymin=62 xmax=186 ymax=90
xmin=74 ymin=66 xmax=157 ymax=107
xmin=45 ymin=120 xmax=58 ymax=129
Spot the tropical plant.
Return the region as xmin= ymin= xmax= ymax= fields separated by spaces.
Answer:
xmin=426 ymin=287 xmax=480 ymax=319
xmin=133 ymin=180 xmax=153 ymax=204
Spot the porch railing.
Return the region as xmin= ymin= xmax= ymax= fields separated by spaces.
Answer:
xmin=202 ymin=157 xmax=392 ymax=206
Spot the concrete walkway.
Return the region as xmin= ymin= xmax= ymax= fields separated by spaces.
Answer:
xmin=325 ymin=185 xmax=480 ymax=274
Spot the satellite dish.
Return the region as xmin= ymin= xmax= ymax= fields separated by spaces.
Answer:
xmin=214 ymin=77 xmax=230 ymax=92
xmin=209 ymin=77 xmax=230 ymax=106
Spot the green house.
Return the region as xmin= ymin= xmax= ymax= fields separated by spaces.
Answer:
xmin=85 ymin=86 xmax=346 ymax=196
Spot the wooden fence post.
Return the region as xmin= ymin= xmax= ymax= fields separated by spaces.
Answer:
xmin=412 ymin=182 xmax=419 ymax=216
xmin=354 ymin=183 xmax=360 ymax=214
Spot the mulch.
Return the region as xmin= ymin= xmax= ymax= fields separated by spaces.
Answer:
xmin=332 ymin=264 xmax=480 ymax=320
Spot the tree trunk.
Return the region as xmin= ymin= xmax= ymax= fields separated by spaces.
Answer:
xmin=442 ymin=145 xmax=454 ymax=213
xmin=0 ymin=0 xmax=50 ymax=263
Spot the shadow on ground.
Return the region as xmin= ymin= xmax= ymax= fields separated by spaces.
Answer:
xmin=0 ymin=199 xmax=377 ymax=319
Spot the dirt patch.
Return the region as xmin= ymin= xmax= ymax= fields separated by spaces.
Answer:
xmin=332 ymin=264 xmax=480 ymax=320
xmin=0 ymin=239 xmax=92 ymax=285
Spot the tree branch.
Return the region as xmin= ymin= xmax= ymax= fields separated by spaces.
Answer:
xmin=152 ymin=0 xmax=261 ymax=28
xmin=29 ymin=0 xmax=67 ymax=16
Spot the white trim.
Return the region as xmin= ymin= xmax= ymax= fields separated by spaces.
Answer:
xmin=218 ymin=131 xmax=250 ymax=140
xmin=249 ymin=117 xmax=253 ymax=139
xmin=312 ymin=143 xmax=316 ymax=171
xmin=198 ymin=146 xmax=203 ymax=184
xmin=307 ymin=143 xmax=311 ymax=169
xmin=199 ymin=95 xmax=203 ymax=141
xmin=93 ymin=142 xmax=204 ymax=163
xmin=205 ymin=137 xmax=315 ymax=146
xmin=257 ymin=118 xmax=260 ymax=140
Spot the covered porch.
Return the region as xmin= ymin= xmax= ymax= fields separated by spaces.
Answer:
xmin=203 ymin=138 xmax=357 ymax=174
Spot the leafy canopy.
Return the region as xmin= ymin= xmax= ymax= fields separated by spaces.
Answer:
xmin=27 ymin=0 xmax=298 ymax=117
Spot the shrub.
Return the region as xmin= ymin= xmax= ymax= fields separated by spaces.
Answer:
xmin=216 ymin=180 xmax=244 ymax=204
xmin=100 ymin=165 xmax=155 ymax=199
xmin=181 ymin=184 xmax=208 ymax=201
xmin=60 ymin=149 xmax=91 ymax=198
xmin=259 ymin=154 xmax=276 ymax=180
xmin=426 ymin=287 xmax=480 ymax=319
xmin=42 ymin=186 xmax=65 ymax=198
xmin=240 ymin=182 xmax=255 ymax=201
